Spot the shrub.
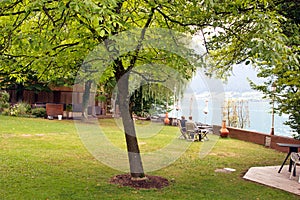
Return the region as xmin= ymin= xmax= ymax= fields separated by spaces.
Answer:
xmin=0 ymin=91 xmax=10 ymax=113
xmin=31 ymin=107 xmax=46 ymax=118
xmin=2 ymin=108 xmax=10 ymax=116
xmin=10 ymin=102 xmax=31 ymax=117
xmin=66 ymin=104 xmax=73 ymax=112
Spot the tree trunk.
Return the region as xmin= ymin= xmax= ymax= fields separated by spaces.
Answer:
xmin=117 ymin=73 xmax=145 ymax=178
xmin=82 ymin=80 xmax=92 ymax=119
xmin=16 ymin=83 xmax=24 ymax=102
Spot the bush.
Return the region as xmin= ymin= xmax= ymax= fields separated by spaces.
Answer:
xmin=31 ymin=107 xmax=46 ymax=118
xmin=0 ymin=91 xmax=10 ymax=113
xmin=2 ymin=108 xmax=10 ymax=116
xmin=10 ymin=102 xmax=31 ymax=117
xmin=66 ymin=104 xmax=72 ymax=112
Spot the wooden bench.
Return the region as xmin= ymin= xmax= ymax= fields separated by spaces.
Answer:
xmin=46 ymin=103 xmax=63 ymax=117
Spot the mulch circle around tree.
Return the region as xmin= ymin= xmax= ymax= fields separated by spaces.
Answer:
xmin=110 ymin=174 xmax=169 ymax=190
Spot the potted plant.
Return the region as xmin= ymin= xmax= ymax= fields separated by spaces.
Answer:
xmin=66 ymin=104 xmax=73 ymax=119
xmin=96 ymin=95 xmax=107 ymax=115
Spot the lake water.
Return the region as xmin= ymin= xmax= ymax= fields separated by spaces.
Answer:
xmin=246 ymin=101 xmax=291 ymax=137
xmin=174 ymin=94 xmax=294 ymax=138
xmin=176 ymin=67 xmax=295 ymax=138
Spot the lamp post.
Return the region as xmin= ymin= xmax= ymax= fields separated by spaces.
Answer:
xmin=270 ymin=82 xmax=276 ymax=135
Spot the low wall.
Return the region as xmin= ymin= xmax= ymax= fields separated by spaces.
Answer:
xmin=225 ymin=127 xmax=300 ymax=153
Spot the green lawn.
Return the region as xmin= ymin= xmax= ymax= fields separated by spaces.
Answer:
xmin=0 ymin=116 xmax=298 ymax=200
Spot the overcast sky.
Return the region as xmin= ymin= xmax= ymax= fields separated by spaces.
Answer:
xmin=189 ymin=64 xmax=265 ymax=94
xmin=223 ymin=64 xmax=264 ymax=92
xmin=190 ymin=35 xmax=266 ymax=94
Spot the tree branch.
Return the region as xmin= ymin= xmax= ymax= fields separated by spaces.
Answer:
xmin=131 ymin=70 xmax=168 ymax=83
xmin=3 ymin=53 xmax=39 ymax=59
xmin=42 ymin=5 xmax=56 ymax=26
xmin=0 ymin=7 xmax=56 ymax=16
xmin=155 ymin=7 xmax=209 ymax=28
xmin=126 ymin=7 xmax=155 ymax=73
xmin=52 ymin=42 xmax=80 ymax=51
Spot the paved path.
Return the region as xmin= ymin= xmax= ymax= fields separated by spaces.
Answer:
xmin=243 ymin=165 xmax=300 ymax=195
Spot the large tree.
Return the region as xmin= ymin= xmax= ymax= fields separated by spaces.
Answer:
xmin=0 ymin=0 xmax=200 ymax=178
xmin=2 ymin=0 xmax=297 ymax=180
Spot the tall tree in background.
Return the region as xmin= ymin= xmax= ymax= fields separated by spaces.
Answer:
xmin=222 ymin=99 xmax=250 ymax=129
xmin=251 ymin=1 xmax=300 ymax=138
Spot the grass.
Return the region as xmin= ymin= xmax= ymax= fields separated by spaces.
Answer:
xmin=0 ymin=115 xmax=299 ymax=200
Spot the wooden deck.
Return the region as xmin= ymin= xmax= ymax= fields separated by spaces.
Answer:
xmin=243 ymin=165 xmax=300 ymax=195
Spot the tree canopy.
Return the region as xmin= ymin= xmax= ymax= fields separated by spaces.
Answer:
xmin=1 ymin=0 xmax=300 ymax=179
xmin=0 ymin=0 xmax=201 ymax=178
